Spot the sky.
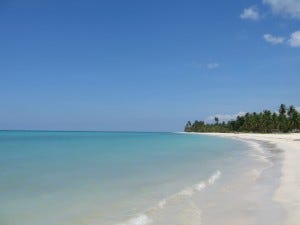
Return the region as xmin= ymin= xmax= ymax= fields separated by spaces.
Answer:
xmin=0 ymin=0 xmax=299 ymax=131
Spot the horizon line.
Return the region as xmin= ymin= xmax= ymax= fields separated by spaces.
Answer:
xmin=0 ymin=129 xmax=177 ymax=133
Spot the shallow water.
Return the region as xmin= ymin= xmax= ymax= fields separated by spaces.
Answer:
xmin=0 ymin=131 xmax=283 ymax=225
xmin=194 ymin=140 xmax=285 ymax=225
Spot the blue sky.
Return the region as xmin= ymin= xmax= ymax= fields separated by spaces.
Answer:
xmin=1 ymin=0 xmax=299 ymax=131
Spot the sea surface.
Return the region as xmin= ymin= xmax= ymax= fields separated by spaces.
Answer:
xmin=0 ymin=131 xmax=282 ymax=225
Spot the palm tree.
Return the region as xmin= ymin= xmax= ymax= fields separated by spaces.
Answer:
xmin=288 ymin=105 xmax=300 ymax=130
xmin=288 ymin=105 xmax=294 ymax=116
xmin=262 ymin=110 xmax=272 ymax=133
xmin=184 ymin=121 xmax=192 ymax=132
xmin=214 ymin=117 xmax=219 ymax=125
xmin=278 ymin=104 xmax=288 ymax=132
xmin=272 ymin=112 xmax=279 ymax=131
xmin=279 ymin=104 xmax=286 ymax=116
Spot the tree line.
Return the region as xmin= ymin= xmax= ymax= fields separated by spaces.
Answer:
xmin=184 ymin=104 xmax=300 ymax=133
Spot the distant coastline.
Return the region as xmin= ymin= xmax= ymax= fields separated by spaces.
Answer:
xmin=184 ymin=104 xmax=300 ymax=133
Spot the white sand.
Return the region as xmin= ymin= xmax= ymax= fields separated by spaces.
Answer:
xmin=198 ymin=133 xmax=300 ymax=225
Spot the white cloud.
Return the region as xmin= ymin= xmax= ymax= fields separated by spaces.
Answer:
xmin=263 ymin=0 xmax=300 ymax=19
xmin=296 ymin=106 xmax=300 ymax=112
xmin=207 ymin=63 xmax=219 ymax=70
xmin=240 ymin=6 xmax=260 ymax=20
xmin=288 ymin=31 xmax=300 ymax=47
xmin=206 ymin=112 xmax=246 ymax=123
xmin=189 ymin=62 xmax=220 ymax=70
xmin=263 ymin=31 xmax=300 ymax=47
xmin=263 ymin=34 xmax=285 ymax=44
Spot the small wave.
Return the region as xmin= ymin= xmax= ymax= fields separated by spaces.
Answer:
xmin=115 ymin=170 xmax=221 ymax=225
xmin=243 ymin=140 xmax=275 ymax=182
xmin=208 ymin=170 xmax=221 ymax=185
xmin=244 ymin=140 xmax=273 ymax=164
xmin=161 ymin=170 xmax=221 ymax=205
xmin=157 ymin=199 xmax=167 ymax=209
xmin=178 ymin=187 xmax=195 ymax=197
xmin=116 ymin=214 xmax=151 ymax=225
xmin=194 ymin=182 xmax=206 ymax=191
xmin=245 ymin=140 xmax=265 ymax=154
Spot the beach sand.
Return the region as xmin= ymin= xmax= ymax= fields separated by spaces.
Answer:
xmin=200 ymin=133 xmax=300 ymax=225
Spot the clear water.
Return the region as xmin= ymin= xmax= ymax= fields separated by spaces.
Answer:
xmin=0 ymin=131 xmax=254 ymax=225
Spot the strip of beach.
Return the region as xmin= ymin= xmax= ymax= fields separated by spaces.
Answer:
xmin=198 ymin=133 xmax=300 ymax=225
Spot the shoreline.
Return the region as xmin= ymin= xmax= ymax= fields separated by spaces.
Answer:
xmin=191 ymin=132 xmax=300 ymax=225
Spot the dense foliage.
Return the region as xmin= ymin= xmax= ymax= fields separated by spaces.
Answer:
xmin=184 ymin=104 xmax=300 ymax=133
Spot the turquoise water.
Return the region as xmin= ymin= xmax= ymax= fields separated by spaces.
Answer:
xmin=0 ymin=131 xmax=251 ymax=225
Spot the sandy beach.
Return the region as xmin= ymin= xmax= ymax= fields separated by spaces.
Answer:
xmin=199 ymin=133 xmax=300 ymax=225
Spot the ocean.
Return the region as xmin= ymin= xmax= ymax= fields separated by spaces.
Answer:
xmin=0 ymin=131 xmax=282 ymax=225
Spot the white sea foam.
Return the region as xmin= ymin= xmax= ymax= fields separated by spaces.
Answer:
xmin=116 ymin=215 xmax=151 ymax=225
xmin=208 ymin=170 xmax=221 ymax=185
xmin=245 ymin=140 xmax=265 ymax=154
xmin=157 ymin=199 xmax=167 ymax=209
xmin=242 ymin=139 xmax=275 ymax=182
xmin=178 ymin=187 xmax=195 ymax=197
xmin=170 ymin=170 xmax=221 ymax=201
xmin=244 ymin=140 xmax=273 ymax=164
xmin=194 ymin=182 xmax=206 ymax=191
xmin=115 ymin=170 xmax=221 ymax=225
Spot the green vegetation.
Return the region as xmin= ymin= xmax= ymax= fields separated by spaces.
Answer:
xmin=184 ymin=104 xmax=300 ymax=133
